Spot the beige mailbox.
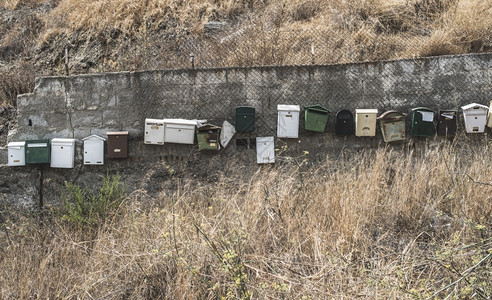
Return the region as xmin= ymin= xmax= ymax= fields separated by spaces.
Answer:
xmin=462 ymin=103 xmax=488 ymax=133
xmin=144 ymin=118 xmax=165 ymax=145
xmin=355 ymin=109 xmax=378 ymax=137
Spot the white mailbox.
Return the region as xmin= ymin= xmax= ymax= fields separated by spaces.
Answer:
xmin=355 ymin=109 xmax=378 ymax=137
xmin=487 ymin=100 xmax=492 ymax=128
xmin=461 ymin=103 xmax=489 ymax=133
xmin=277 ymin=105 xmax=300 ymax=138
xmin=144 ymin=118 xmax=165 ymax=145
xmin=50 ymin=138 xmax=75 ymax=168
xmin=8 ymin=141 xmax=26 ymax=166
xmin=163 ymin=119 xmax=196 ymax=144
xmin=82 ymin=135 xmax=106 ymax=165
xmin=256 ymin=136 xmax=275 ymax=164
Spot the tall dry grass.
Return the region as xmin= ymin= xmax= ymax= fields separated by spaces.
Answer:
xmin=1 ymin=144 xmax=490 ymax=299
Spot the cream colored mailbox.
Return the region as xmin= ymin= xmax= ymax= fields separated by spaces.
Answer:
xmin=461 ymin=103 xmax=488 ymax=133
xmin=487 ymin=100 xmax=492 ymax=128
xmin=355 ymin=109 xmax=378 ymax=137
xmin=256 ymin=136 xmax=275 ymax=164
xmin=144 ymin=118 xmax=165 ymax=145
xmin=163 ymin=119 xmax=196 ymax=144
xmin=82 ymin=135 xmax=106 ymax=165
xmin=277 ymin=105 xmax=300 ymax=138
xmin=8 ymin=141 xmax=26 ymax=166
xmin=50 ymin=138 xmax=75 ymax=168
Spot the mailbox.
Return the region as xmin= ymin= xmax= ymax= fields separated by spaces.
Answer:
xmin=235 ymin=106 xmax=255 ymax=132
xmin=106 ymin=131 xmax=128 ymax=158
xmin=163 ymin=119 xmax=196 ymax=144
xmin=305 ymin=105 xmax=330 ymax=132
xmin=335 ymin=109 xmax=354 ymax=136
xmin=377 ymin=110 xmax=406 ymax=142
xmin=411 ymin=107 xmax=435 ymax=137
xmin=50 ymin=138 xmax=75 ymax=168
xmin=256 ymin=136 xmax=275 ymax=164
xmin=437 ymin=110 xmax=458 ymax=136
xmin=8 ymin=141 xmax=26 ymax=166
xmin=197 ymin=124 xmax=221 ymax=151
xmin=277 ymin=105 xmax=300 ymax=138
xmin=25 ymin=139 xmax=50 ymax=164
xmin=83 ymin=134 xmax=106 ymax=165
xmin=487 ymin=100 xmax=492 ymax=128
xmin=355 ymin=109 xmax=378 ymax=137
xmin=462 ymin=103 xmax=488 ymax=133
xmin=144 ymin=118 xmax=165 ymax=145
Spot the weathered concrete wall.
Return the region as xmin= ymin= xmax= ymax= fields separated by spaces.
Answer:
xmin=9 ymin=53 xmax=492 ymax=143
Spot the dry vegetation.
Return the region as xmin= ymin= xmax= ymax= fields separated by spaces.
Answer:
xmin=1 ymin=143 xmax=491 ymax=299
xmin=0 ymin=0 xmax=492 ymax=106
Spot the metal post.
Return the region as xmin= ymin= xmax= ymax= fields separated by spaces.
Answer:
xmin=190 ymin=53 xmax=195 ymax=69
xmin=64 ymin=47 xmax=69 ymax=76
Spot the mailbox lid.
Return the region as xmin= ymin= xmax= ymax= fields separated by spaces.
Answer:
xmin=335 ymin=109 xmax=354 ymax=136
xmin=235 ymin=106 xmax=255 ymax=132
xmin=437 ymin=110 xmax=458 ymax=136
xmin=278 ymin=104 xmax=300 ymax=112
xmin=256 ymin=136 xmax=275 ymax=164
xmin=305 ymin=105 xmax=330 ymax=132
xmin=106 ymin=131 xmax=129 ymax=158
xmin=51 ymin=138 xmax=75 ymax=168
xmin=25 ymin=139 xmax=51 ymax=164
xmin=411 ymin=108 xmax=435 ymax=137
xmin=461 ymin=103 xmax=488 ymax=116
xmin=8 ymin=141 xmax=26 ymax=166
xmin=377 ymin=110 xmax=406 ymax=122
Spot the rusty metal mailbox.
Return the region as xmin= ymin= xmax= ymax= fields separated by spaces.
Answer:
xmin=411 ymin=107 xmax=435 ymax=137
xmin=437 ymin=110 xmax=458 ymax=136
xmin=197 ymin=124 xmax=221 ymax=151
xmin=377 ymin=110 xmax=406 ymax=142
xmin=106 ymin=131 xmax=128 ymax=158
xmin=335 ymin=109 xmax=354 ymax=136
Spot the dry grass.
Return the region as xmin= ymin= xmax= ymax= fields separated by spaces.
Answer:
xmin=1 ymin=144 xmax=491 ymax=299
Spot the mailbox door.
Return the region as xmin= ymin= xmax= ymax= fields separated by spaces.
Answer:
xmin=107 ymin=134 xmax=128 ymax=158
xmin=25 ymin=140 xmax=50 ymax=164
xmin=437 ymin=110 xmax=457 ymax=136
xmin=51 ymin=143 xmax=74 ymax=168
xmin=381 ymin=120 xmax=405 ymax=142
xmin=464 ymin=114 xmax=487 ymax=133
xmin=165 ymin=124 xmax=195 ymax=144
xmin=335 ymin=110 xmax=354 ymax=136
xmin=355 ymin=110 xmax=377 ymax=137
xmin=8 ymin=143 xmax=25 ymax=166
xmin=411 ymin=109 xmax=435 ymax=137
xmin=235 ymin=107 xmax=255 ymax=132
xmin=198 ymin=132 xmax=220 ymax=151
xmin=256 ymin=137 xmax=275 ymax=164
xmin=305 ymin=109 xmax=329 ymax=132
xmin=84 ymin=139 xmax=104 ymax=165
xmin=145 ymin=120 xmax=165 ymax=145
xmin=277 ymin=111 xmax=299 ymax=138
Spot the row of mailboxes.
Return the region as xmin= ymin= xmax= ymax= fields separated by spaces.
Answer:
xmin=8 ymin=131 xmax=129 ymax=167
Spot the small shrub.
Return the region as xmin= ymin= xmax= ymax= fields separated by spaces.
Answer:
xmin=59 ymin=173 xmax=125 ymax=227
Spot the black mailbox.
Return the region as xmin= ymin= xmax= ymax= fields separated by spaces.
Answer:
xmin=335 ymin=109 xmax=354 ymax=136
xmin=437 ymin=110 xmax=458 ymax=136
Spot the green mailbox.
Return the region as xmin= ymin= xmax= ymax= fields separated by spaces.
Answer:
xmin=235 ymin=106 xmax=255 ymax=132
xmin=25 ymin=139 xmax=51 ymax=164
xmin=411 ymin=107 xmax=435 ymax=137
xmin=305 ymin=105 xmax=330 ymax=132
xmin=197 ymin=124 xmax=221 ymax=151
